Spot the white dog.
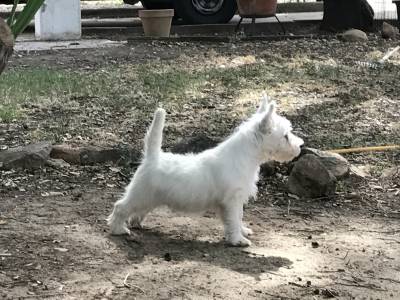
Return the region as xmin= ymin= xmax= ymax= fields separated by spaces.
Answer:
xmin=107 ymin=94 xmax=304 ymax=246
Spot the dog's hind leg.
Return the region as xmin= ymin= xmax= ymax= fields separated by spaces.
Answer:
xmin=239 ymin=207 xmax=253 ymax=237
xmin=220 ymin=200 xmax=251 ymax=247
xmin=128 ymin=210 xmax=150 ymax=229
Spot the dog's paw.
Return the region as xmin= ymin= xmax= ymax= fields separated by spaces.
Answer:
xmin=241 ymin=226 xmax=253 ymax=237
xmin=228 ymin=236 xmax=252 ymax=247
xmin=110 ymin=225 xmax=131 ymax=236
xmin=128 ymin=218 xmax=143 ymax=229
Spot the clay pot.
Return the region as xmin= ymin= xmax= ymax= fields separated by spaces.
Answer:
xmin=138 ymin=9 xmax=174 ymax=37
xmin=236 ymin=0 xmax=277 ymax=16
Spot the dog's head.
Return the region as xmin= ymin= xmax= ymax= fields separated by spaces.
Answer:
xmin=253 ymin=93 xmax=304 ymax=163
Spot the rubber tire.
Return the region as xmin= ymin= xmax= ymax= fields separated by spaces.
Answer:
xmin=141 ymin=0 xmax=174 ymax=9
xmin=173 ymin=0 xmax=237 ymax=24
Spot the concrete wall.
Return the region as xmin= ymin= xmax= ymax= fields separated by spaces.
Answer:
xmin=35 ymin=0 xmax=81 ymax=40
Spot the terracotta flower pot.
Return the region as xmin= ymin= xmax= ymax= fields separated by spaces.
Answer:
xmin=236 ymin=0 xmax=277 ymax=16
xmin=138 ymin=9 xmax=174 ymax=38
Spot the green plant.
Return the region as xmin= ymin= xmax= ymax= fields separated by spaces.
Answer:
xmin=7 ymin=0 xmax=45 ymax=38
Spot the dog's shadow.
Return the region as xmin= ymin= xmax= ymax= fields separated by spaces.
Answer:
xmin=109 ymin=229 xmax=292 ymax=278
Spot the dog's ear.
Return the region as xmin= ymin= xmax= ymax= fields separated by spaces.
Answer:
xmin=259 ymin=102 xmax=276 ymax=133
xmin=257 ymin=92 xmax=270 ymax=114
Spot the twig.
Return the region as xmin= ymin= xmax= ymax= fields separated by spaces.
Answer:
xmin=263 ymin=271 xmax=285 ymax=277
xmin=343 ymin=250 xmax=350 ymax=260
xmin=374 ymin=277 xmax=400 ymax=284
xmin=336 ymin=282 xmax=386 ymax=291
xmin=377 ymin=238 xmax=400 ymax=244
xmin=288 ymin=282 xmax=307 ymax=288
xmin=378 ymin=46 xmax=400 ymax=64
xmin=16 ymin=294 xmax=65 ymax=299
xmin=118 ymin=171 xmax=130 ymax=179
xmin=123 ymin=273 xmax=145 ymax=293
xmin=253 ymin=208 xmax=270 ymax=219
xmin=123 ymin=272 xmax=131 ymax=288
xmin=264 ymin=291 xmax=297 ymax=300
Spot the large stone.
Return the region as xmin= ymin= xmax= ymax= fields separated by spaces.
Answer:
xmin=382 ymin=22 xmax=399 ymax=39
xmin=342 ymin=29 xmax=368 ymax=42
xmin=301 ymin=148 xmax=350 ymax=179
xmin=288 ymin=154 xmax=337 ymax=199
xmin=50 ymin=144 xmax=140 ymax=166
xmin=50 ymin=145 xmax=81 ymax=164
xmin=0 ymin=142 xmax=52 ymax=170
xmin=80 ymin=146 xmax=138 ymax=165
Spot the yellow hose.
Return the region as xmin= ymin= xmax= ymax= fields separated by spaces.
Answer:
xmin=327 ymin=145 xmax=400 ymax=154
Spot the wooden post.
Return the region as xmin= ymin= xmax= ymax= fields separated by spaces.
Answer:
xmin=0 ymin=17 xmax=14 ymax=75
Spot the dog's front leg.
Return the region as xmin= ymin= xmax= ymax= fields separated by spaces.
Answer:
xmin=221 ymin=202 xmax=251 ymax=247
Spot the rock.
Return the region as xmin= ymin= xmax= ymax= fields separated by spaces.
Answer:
xmin=288 ymin=154 xmax=337 ymax=199
xmin=50 ymin=145 xmax=140 ymax=166
xmin=342 ymin=29 xmax=368 ymax=42
xmin=311 ymin=241 xmax=320 ymax=248
xmin=50 ymin=145 xmax=81 ymax=164
xmin=301 ymin=148 xmax=349 ymax=179
xmin=382 ymin=22 xmax=399 ymax=39
xmin=0 ymin=142 xmax=52 ymax=170
xmin=80 ymin=146 xmax=135 ymax=165
xmin=46 ymin=158 xmax=71 ymax=169
xmin=171 ymin=134 xmax=220 ymax=154
xmin=163 ymin=253 xmax=172 ymax=262
xmin=350 ymin=164 xmax=371 ymax=179
xmin=380 ymin=166 xmax=399 ymax=179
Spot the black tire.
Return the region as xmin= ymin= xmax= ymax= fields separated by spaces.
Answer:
xmin=173 ymin=0 xmax=236 ymax=24
xmin=141 ymin=0 xmax=174 ymax=9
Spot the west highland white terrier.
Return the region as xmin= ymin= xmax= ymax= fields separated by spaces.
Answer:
xmin=107 ymin=94 xmax=304 ymax=246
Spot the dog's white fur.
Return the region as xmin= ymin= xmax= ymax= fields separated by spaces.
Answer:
xmin=107 ymin=94 xmax=303 ymax=246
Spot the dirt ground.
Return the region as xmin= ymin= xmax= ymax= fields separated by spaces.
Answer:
xmin=1 ymin=37 xmax=400 ymax=299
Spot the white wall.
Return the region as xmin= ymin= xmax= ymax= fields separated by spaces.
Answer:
xmin=35 ymin=0 xmax=81 ymax=40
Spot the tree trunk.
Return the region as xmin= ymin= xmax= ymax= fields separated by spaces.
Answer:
xmin=0 ymin=17 xmax=14 ymax=76
xmin=321 ymin=0 xmax=374 ymax=32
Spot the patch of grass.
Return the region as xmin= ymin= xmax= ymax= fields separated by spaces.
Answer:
xmin=0 ymin=104 xmax=19 ymax=122
xmin=0 ymin=68 xmax=89 ymax=104
xmin=138 ymin=62 xmax=282 ymax=102
xmin=0 ymin=67 xmax=144 ymax=121
xmin=138 ymin=64 xmax=207 ymax=101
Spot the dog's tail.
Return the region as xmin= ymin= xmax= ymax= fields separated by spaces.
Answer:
xmin=144 ymin=108 xmax=166 ymax=159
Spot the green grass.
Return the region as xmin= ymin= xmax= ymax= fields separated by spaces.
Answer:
xmin=0 ymin=104 xmax=19 ymax=122
xmin=0 ymin=69 xmax=89 ymax=102
xmin=1 ymin=57 xmax=398 ymax=123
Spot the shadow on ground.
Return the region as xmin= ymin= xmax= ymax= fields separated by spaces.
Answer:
xmin=109 ymin=229 xmax=292 ymax=279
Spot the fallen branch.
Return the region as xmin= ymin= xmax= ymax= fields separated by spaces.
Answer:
xmin=328 ymin=145 xmax=400 ymax=154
